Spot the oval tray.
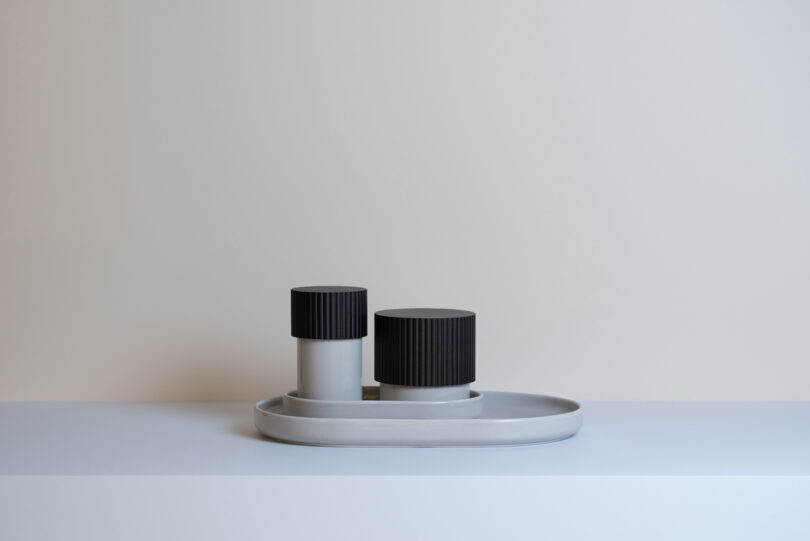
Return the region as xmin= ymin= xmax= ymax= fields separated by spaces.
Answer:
xmin=255 ymin=390 xmax=582 ymax=447
xmin=282 ymin=387 xmax=484 ymax=419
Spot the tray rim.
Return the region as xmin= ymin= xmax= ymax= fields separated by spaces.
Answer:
xmin=287 ymin=386 xmax=483 ymax=404
xmin=261 ymin=392 xmax=581 ymax=423
xmin=282 ymin=387 xmax=484 ymax=419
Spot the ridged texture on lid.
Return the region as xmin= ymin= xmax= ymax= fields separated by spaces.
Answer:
xmin=291 ymin=286 xmax=367 ymax=339
xmin=375 ymin=308 xmax=475 ymax=386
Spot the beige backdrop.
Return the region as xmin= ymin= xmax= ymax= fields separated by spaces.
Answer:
xmin=2 ymin=0 xmax=809 ymax=401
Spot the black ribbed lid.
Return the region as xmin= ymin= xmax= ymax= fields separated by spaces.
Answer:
xmin=291 ymin=286 xmax=367 ymax=339
xmin=375 ymin=308 xmax=475 ymax=387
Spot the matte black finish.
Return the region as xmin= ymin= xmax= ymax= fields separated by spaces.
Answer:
xmin=375 ymin=308 xmax=475 ymax=387
xmin=291 ymin=286 xmax=367 ymax=339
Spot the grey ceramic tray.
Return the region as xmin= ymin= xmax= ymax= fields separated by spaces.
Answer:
xmin=255 ymin=390 xmax=582 ymax=447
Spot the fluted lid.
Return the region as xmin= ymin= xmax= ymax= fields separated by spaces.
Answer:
xmin=375 ymin=308 xmax=475 ymax=387
xmin=291 ymin=286 xmax=367 ymax=339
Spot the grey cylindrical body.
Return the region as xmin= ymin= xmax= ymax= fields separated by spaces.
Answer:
xmin=297 ymin=338 xmax=362 ymax=401
xmin=379 ymin=383 xmax=470 ymax=401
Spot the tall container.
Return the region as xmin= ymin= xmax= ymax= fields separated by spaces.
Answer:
xmin=291 ymin=286 xmax=367 ymax=401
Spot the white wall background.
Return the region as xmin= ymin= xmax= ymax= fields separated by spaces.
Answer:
xmin=1 ymin=0 xmax=808 ymax=401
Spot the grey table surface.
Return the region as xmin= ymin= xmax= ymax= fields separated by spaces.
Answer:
xmin=1 ymin=400 xmax=808 ymax=476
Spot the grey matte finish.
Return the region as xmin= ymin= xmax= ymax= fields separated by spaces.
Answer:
xmin=282 ymin=387 xmax=483 ymax=419
xmin=255 ymin=391 xmax=582 ymax=447
xmin=297 ymin=338 xmax=362 ymax=401
xmin=379 ymin=383 xmax=470 ymax=401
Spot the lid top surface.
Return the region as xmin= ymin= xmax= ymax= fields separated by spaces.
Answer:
xmin=292 ymin=286 xmax=366 ymax=294
xmin=291 ymin=286 xmax=367 ymax=339
xmin=376 ymin=308 xmax=474 ymax=319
